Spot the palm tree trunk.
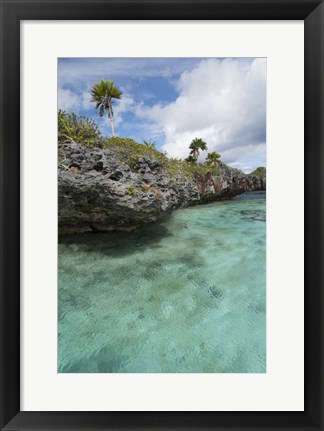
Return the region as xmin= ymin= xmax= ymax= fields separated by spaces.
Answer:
xmin=108 ymin=104 xmax=115 ymax=137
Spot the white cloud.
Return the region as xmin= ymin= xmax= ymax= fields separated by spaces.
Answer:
xmin=222 ymin=142 xmax=266 ymax=173
xmin=81 ymin=91 xmax=92 ymax=110
xmin=136 ymin=58 xmax=266 ymax=172
xmin=58 ymin=88 xmax=80 ymax=111
xmin=111 ymin=94 xmax=135 ymax=127
xmin=58 ymin=88 xmax=92 ymax=112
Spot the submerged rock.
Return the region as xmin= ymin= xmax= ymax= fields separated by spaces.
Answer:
xmin=58 ymin=143 xmax=265 ymax=234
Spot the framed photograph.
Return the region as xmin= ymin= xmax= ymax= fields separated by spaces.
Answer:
xmin=1 ymin=0 xmax=323 ymax=430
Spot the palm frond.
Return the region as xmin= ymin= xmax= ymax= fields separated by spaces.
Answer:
xmin=189 ymin=137 xmax=208 ymax=151
xmin=206 ymin=151 xmax=221 ymax=161
xmin=91 ymin=79 xmax=123 ymax=103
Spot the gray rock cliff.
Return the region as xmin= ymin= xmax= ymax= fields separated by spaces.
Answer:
xmin=58 ymin=143 xmax=265 ymax=234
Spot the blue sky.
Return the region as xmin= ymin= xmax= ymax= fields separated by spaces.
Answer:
xmin=58 ymin=57 xmax=266 ymax=173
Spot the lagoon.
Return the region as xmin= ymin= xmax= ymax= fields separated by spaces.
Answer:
xmin=58 ymin=191 xmax=266 ymax=373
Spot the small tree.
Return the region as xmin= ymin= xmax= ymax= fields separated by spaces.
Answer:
xmin=185 ymin=155 xmax=197 ymax=164
xmin=91 ymin=79 xmax=122 ymax=137
xmin=189 ymin=138 xmax=207 ymax=161
xmin=206 ymin=151 xmax=221 ymax=166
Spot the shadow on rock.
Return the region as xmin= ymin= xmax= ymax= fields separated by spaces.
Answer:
xmin=58 ymin=215 xmax=174 ymax=258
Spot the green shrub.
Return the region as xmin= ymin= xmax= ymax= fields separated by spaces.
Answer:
xmin=250 ymin=166 xmax=266 ymax=177
xmin=142 ymin=139 xmax=157 ymax=149
xmin=102 ymin=137 xmax=169 ymax=172
xmin=185 ymin=155 xmax=196 ymax=164
xmin=58 ymin=112 xmax=222 ymax=181
xmin=58 ymin=110 xmax=101 ymax=147
xmin=128 ymin=186 xmax=137 ymax=196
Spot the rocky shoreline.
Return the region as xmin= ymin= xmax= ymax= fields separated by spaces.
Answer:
xmin=58 ymin=143 xmax=266 ymax=235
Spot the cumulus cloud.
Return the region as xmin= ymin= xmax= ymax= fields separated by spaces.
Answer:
xmin=58 ymin=88 xmax=80 ymax=111
xmin=110 ymin=94 xmax=135 ymax=127
xmin=58 ymin=87 xmax=92 ymax=112
xmin=136 ymin=58 xmax=266 ymax=173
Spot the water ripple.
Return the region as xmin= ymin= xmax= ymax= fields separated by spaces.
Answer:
xmin=58 ymin=192 xmax=266 ymax=373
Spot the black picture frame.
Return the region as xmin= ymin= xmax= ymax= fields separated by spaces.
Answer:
xmin=0 ymin=0 xmax=323 ymax=430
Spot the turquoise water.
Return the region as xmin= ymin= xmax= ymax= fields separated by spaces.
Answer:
xmin=58 ymin=192 xmax=266 ymax=373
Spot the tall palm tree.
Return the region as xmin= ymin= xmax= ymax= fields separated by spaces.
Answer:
xmin=91 ymin=79 xmax=123 ymax=137
xmin=206 ymin=151 xmax=221 ymax=166
xmin=189 ymin=138 xmax=207 ymax=160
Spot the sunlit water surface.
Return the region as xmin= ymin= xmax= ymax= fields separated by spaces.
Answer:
xmin=58 ymin=192 xmax=266 ymax=373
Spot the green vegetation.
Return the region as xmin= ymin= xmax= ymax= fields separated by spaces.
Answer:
xmin=250 ymin=166 xmax=266 ymax=177
xmin=58 ymin=110 xmax=101 ymax=146
xmin=58 ymin=111 xmax=220 ymax=180
xmin=142 ymin=139 xmax=157 ymax=149
xmin=102 ymin=136 xmax=219 ymax=179
xmin=206 ymin=151 xmax=221 ymax=166
xmin=188 ymin=138 xmax=208 ymax=161
xmin=185 ymin=155 xmax=197 ymax=164
xmin=91 ymin=79 xmax=123 ymax=137
xmin=101 ymin=137 xmax=163 ymax=170
xmin=128 ymin=186 xmax=137 ymax=196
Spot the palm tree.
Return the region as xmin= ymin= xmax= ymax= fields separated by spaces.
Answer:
xmin=189 ymin=138 xmax=207 ymax=161
xmin=91 ymin=79 xmax=122 ymax=137
xmin=206 ymin=151 xmax=221 ymax=166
